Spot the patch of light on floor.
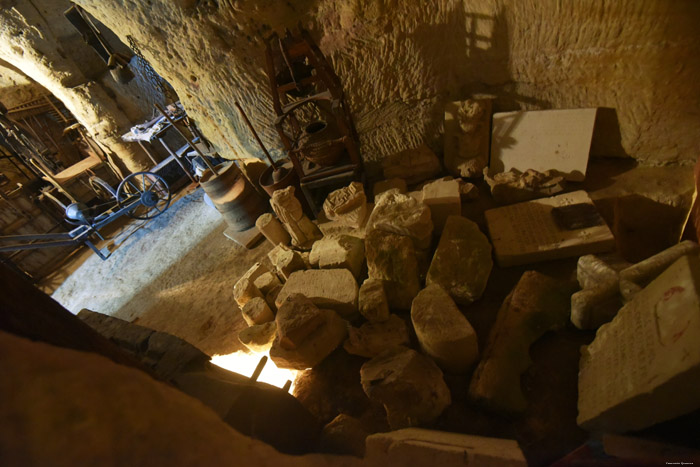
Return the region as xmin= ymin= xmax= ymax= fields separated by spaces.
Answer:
xmin=210 ymin=351 xmax=298 ymax=393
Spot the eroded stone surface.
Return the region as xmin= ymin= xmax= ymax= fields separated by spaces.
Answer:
xmin=426 ymin=215 xmax=492 ymax=305
xmin=275 ymin=269 xmax=359 ymax=319
xmin=484 ymin=167 xmax=566 ymax=205
xmin=319 ymin=414 xmax=368 ymax=458
xmin=238 ymin=321 xmax=277 ymax=353
xmin=469 ymin=271 xmax=575 ymax=413
xmin=268 ymin=244 xmax=306 ymax=280
xmin=343 ymin=314 xmax=410 ymax=358
xmin=270 ymin=296 xmax=348 ymax=370
xmin=233 ymin=262 xmax=270 ymax=308
xmin=410 ymin=285 xmax=479 ymax=373
xmin=365 ymin=230 xmax=421 ymax=311
xmin=358 ymin=279 xmax=390 ymax=322
xmin=241 ymin=297 xmax=274 ymax=326
xmin=360 ymin=346 xmax=451 ymax=429
xmin=367 ymin=191 xmax=433 ymax=250
xmin=274 ymin=294 xmax=326 ymax=350
xmin=309 ymin=235 xmax=365 ymax=279
xmin=254 ymin=272 xmax=282 ymax=296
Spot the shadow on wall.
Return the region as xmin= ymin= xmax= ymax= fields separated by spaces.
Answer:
xmin=368 ymin=4 xmax=553 ymax=174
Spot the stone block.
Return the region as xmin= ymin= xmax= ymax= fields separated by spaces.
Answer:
xmin=365 ymin=230 xmax=421 ymax=311
xmin=410 ymin=285 xmax=479 ymax=373
xmin=268 ymin=244 xmax=305 ymax=280
xmin=421 ymin=178 xmax=461 ymax=233
xmin=485 ymin=190 xmax=615 ymax=267
xmin=269 ymin=296 xmax=348 ymax=370
xmin=444 ymin=98 xmax=493 ymax=178
xmin=382 ymin=144 xmax=442 ymax=186
xmin=367 ymin=191 xmax=433 ymax=250
xmin=275 ymin=269 xmax=359 ymax=319
xmin=241 ymin=297 xmax=274 ymax=326
xmin=274 ymin=294 xmax=326 ymax=350
xmin=238 ymin=321 xmax=277 ymax=353
xmin=253 ymin=271 xmax=282 ymax=296
xmin=469 ymin=271 xmax=575 ymax=413
xmin=365 ymin=428 xmax=527 ymax=467
xmin=322 ymin=182 xmax=368 ymax=228
xmin=309 ymin=235 xmax=365 ymax=278
xmin=343 ymin=314 xmax=410 ymax=358
xmin=373 ymin=178 xmax=407 ymax=200
xmin=358 ymin=279 xmax=390 ymax=322
xmin=459 ymin=181 xmax=480 ymax=201
xmin=319 ymin=414 xmax=368 ymax=457
xmin=426 ymin=216 xmax=492 ymax=305
xmin=577 ymin=254 xmax=700 ymax=433
xmin=361 ymin=346 xmax=451 ymax=429
xmin=233 ymin=277 xmax=263 ymax=309
xmin=233 ymin=262 xmax=270 ymax=308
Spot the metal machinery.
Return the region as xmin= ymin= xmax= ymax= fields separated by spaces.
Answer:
xmin=0 ymin=171 xmax=170 ymax=260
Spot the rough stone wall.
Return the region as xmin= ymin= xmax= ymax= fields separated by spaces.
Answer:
xmin=75 ymin=0 xmax=699 ymax=173
xmin=0 ymin=60 xmax=44 ymax=108
xmin=0 ymin=1 xmax=156 ymax=173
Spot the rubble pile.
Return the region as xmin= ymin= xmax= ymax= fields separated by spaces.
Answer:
xmin=226 ymin=101 xmax=699 ymax=462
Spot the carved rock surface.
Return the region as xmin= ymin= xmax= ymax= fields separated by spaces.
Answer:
xmin=360 ymin=346 xmax=451 ymax=429
xmin=411 ymin=285 xmax=479 ymax=373
xmin=426 ymin=215 xmax=493 ymax=305
xmin=344 ymin=314 xmax=410 ymax=358
xmin=365 ymin=230 xmax=421 ymax=311
xmin=323 ymin=182 xmax=368 ymax=228
xmin=275 ymin=269 xmax=359 ymax=319
xmin=367 ymin=191 xmax=433 ymax=250
xmin=382 ymin=144 xmax=441 ymax=185
xmin=444 ymin=98 xmax=493 ymax=178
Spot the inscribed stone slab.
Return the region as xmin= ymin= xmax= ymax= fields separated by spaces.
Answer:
xmin=484 ymin=190 xmax=614 ymax=267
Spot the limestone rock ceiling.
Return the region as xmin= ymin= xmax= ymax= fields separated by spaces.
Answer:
xmin=71 ymin=0 xmax=699 ymax=173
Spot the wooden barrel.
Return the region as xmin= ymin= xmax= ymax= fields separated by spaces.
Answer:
xmin=200 ymin=162 xmax=267 ymax=232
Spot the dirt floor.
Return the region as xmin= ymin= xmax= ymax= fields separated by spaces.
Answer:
xmin=49 ymin=187 xmax=269 ymax=356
